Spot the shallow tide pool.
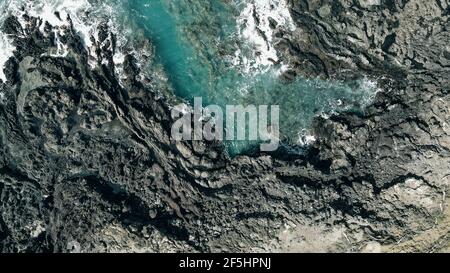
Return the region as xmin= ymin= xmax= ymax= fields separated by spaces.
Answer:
xmin=0 ymin=0 xmax=380 ymax=155
xmin=124 ymin=0 xmax=379 ymax=154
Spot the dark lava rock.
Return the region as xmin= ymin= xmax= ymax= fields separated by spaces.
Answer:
xmin=0 ymin=0 xmax=448 ymax=253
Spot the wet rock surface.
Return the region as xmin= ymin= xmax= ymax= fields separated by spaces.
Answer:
xmin=0 ymin=0 xmax=449 ymax=252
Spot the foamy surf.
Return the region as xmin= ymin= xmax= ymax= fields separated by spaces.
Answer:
xmin=0 ymin=31 xmax=15 ymax=82
xmin=0 ymin=0 xmax=382 ymax=155
xmin=0 ymin=0 xmax=91 ymax=82
xmin=233 ymin=0 xmax=296 ymax=75
xmin=0 ymin=0 xmax=134 ymax=83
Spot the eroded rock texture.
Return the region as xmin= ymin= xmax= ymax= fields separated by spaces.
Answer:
xmin=0 ymin=0 xmax=449 ymax=252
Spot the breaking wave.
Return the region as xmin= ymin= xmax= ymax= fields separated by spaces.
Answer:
xmin=0 ymin=0 xmax=382 ymax=154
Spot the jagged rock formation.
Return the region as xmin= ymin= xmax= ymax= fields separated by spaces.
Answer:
xmin=0 ymin=0 xmax=449 ymax=252
xmin=281 ymin=0 xmax=450 ymax=78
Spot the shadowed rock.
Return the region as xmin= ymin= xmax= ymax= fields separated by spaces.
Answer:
xmin=0 ymin=0 xmax=448 ymax=253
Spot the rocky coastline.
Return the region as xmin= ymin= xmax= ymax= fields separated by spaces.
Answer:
xmin=0 ymin=0 xmax=449 ymax=252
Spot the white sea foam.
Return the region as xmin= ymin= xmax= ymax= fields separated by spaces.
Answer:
xmin=1 ymin=0 xmax=94 ymax=45
xmin=297 ymin=129 xmax=317 ymax=146
xmin=0 ymin=0 xmax=93 ymax=82
xmin=0 ymin=0 xmax=16 ymax=82
xmin=48 ymin=29 xmax=69 ymax=57
xmin=359 ymin=76 xmax=382 ymax=105
xmin=234 ymin=0 xmax=296 ymax=75
xmin=0 ymin=32 xmax=16 ymax=82
xmin=0 ymin=0 xmax=136 ymax=83
xmin=0 ymin=91 xmax=5 ymax=104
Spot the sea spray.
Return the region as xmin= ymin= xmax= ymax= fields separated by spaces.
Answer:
xmin=0 ymin=0 xmax=381 ymax=155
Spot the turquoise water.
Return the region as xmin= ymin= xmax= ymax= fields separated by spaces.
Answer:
xmin=0 ymin=0 xmax=378 ymax=154
xmin=126 ymin=0 xmax=210 ymax=99
xmin=121 ymin=0 xmax=378 ymax=154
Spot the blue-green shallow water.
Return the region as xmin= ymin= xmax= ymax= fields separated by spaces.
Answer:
xmin=122 ymin=0 xmax=378 ymax=155
xmin=126 ymin=0 xmax=209 ymax=99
